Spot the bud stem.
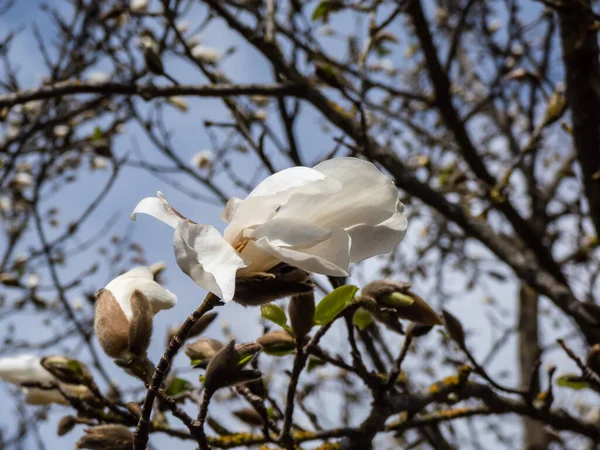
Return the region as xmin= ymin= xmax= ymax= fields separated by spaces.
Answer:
xmin=133 ymin=292 xmax=222 ymax=450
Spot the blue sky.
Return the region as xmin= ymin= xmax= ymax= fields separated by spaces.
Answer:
xmin=0 ymin=1 xmax=596 ymax=449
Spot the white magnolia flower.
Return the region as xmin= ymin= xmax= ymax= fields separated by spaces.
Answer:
xmin=176 ymin=20 xmax=189 ymax=33
xmin=25 ymin=273 xmax=41 ymax=289
xmin=94 ymin=267 xmax=177 ymax=359
xmin=191 ymin=45 xmax=222 ymax=64
xmin=132 ymin=158 xmax=407 ymax=302
xmin=0 ymin=355 xmax=89 ymax=405
xmin=191 ymin=150 xmax=214 ymax=170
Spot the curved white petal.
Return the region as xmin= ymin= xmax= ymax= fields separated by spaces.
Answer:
xmin=277 ymin=157 xmax=398 ymax=230
xmin=223 ymin=167 xmax=341 ymax=243
xmin=221 ymin=197 xmax=242 ymax=222
xmin=131 ymin=191 xmax=186 ymax=228
xmin=105 ymin=266 xmax=177 ymax=321
xmin=174 ymin=221 xmax=247 ymax=301
xmin=347 ymin=201 xmax=407 ymax=262
xmin=237 ymin=240 xmax=280 ymax=275
xmin=0 ymin=355 xmax=55 ymax=386
xmin=247 ymin=218 xmax=331 ymax=248
xmin=254 ymin=227 xmax=351 ymax=276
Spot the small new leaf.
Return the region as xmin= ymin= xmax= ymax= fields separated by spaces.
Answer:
xmin=260 ymin=303 xmax=289 ymax=330
xmin=314 ymin=285 xmax=358 ymax=326
xmin=312 ymin=0 xmax=343 ymax=22
xmin=352 ymin=308 xmax=373 ymax=331
xmin=556 ymin=374 xmax=590 ymax=391
xmin=165 ymin=378 xmax=192 ymax=396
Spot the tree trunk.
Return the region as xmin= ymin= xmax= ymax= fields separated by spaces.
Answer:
xmin=519 ymin=285 xmax=548 ymax=450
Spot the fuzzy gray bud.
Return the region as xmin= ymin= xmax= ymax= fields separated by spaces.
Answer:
xmin=76 ymin=425 xmax=133 ymax=450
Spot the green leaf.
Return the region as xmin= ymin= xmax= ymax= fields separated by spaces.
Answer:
xmin=374 ymin=43 xmax=392 ymax=57
xmin=237 ymin=354 xmax=253 ymax=367
xmin=352 ymin=308 xmax=373 ymax=331
xmin=67 ymin=360 xmax=82 ymax=375
xmin=166 ymin=378 xmax=192 ymax=396
xmin=556 ymin=374 xmax=590 ymax=390
xmin=0 ymin=155 xmax=3 ymax=169
xmin=91 ymin=126 xmax=103 ymax=142
xmin=314 ymin=285 xmax=358 ymax=326
xmin=263 ymin=343 xmax=295 ymax=357
xmin=190 ymin=359 xmax=204 ymax=367
xmin=307 ymin=357 xmax=326 ymax=372
xmin=261 ymin=304 xmax=288 ymax=330
xmin=311 ymin=0 xmax=342 ymax=22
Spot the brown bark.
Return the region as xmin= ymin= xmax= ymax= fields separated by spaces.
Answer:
xmin=558 ymin=0 xmax=600 ymax=239
xmin=518 ymin=285 xmax=548 ymax=450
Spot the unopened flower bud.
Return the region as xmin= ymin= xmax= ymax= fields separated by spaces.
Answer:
xmin=288 ymin=292 xmax=315 ymax=338
xmin=442 ymin=309 xmax=466 ymax=347
xmin=41 ymin=356 xmax=93 ymax=385
xmin=234 ymin=265 xmax=314 ymax=307
xmin=57 ymin=415 xmax=77 ymax=436
xmin=185 ymin=338 xmax=224 ymax=367
xmin=256 ymin=330 xmax=296 ymax=356
xmin=94 ymin=267 xmax=176 ymax=360
xmin=362 ymin=280 xmax=442 ymax=326
xmin=204 ymin=341 xmax=262 ymax=393
xmin=405 ymin=323 xmax=434 ymax=338
xmin=233 ymin=408 xmax=264 ymax=426
xmin=76 ymin=424 xmax=133 ymax=450
xmin=126 ymin=402 xmax=142 ymax=418
xmin=183 ymin=312 xmax=219 ymax=340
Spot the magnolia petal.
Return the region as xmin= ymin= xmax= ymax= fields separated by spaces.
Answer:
xmin=278 ymin=157 xmax=398 ymax=230
xmin=174 ymin=221 xmax=247 ymax=301
xmin=104 ymin=267 xmax=177 ymax=321
xmin=0 ymin=355 xmax=55 ymax=386
xmin=221 ymin=197 xmax=243 ymax=223
xmin=254 ymin=227 xmax=350 ymax=276
xmin=247 ymin=218 xmax=331 ymax=248
xmin=223 ymin=167 xmax=341 ymax=243
xmin=347 ymin=201 xmax=407 ymax=262
xmin=131 ymin=191 xmax=186 ymax=228
xmin=237 ymin=240 xmax=280 ymax=276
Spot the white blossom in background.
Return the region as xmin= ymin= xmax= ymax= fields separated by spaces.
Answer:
xmin=25 ymin=273 xmax=41 ymax=289
xmin=318 ymin=25 xmax=334 ymax=36
xmin=253 ymin=109 xmax=268 ymax=121
xmin=132 ymin=157 xmax=407 ymax=302
xmin=130 ymin=0 xmax=148 ymax=12
xmin=87 ymin=71 xmax=110 ymax=83
xmin=94 ymin=267 xmax=177 ymax=359
xmin=191 ymin=150 xmax=214 ymax=170
xmin=149 ymin=261 xmax=167 ymax=277
xmin=0 ymin=355 xmax=89 ymax=405
xmin=91 ymin=156 xmax=109 ymax=170
xmin=166 ymin=96 xmax=188 ymax=112
xmin=53 ymin=125 xmax=70 ymax=138
xmin=13 ymin=172 xmax=33 ymax=190
xmin=0 ymin=196 xmax=11 ymax=214
xmin=6 ymin=125 xmax=19 ymax=139
xmin=176 ymin=21 xmax=189 ymax=33
xmin=191 ymin=45 xmax=222 ymax=64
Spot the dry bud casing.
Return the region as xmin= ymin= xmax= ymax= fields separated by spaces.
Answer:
xmin=362 ymin=280 xmax=442 ymax=326
xmin=442 ymin=309 xmax=466 ymax=347
xmin=289 ymin=292 xmax=315 ymax=338
xmin=57 ymin=415 xmax=77 ymax=436
xmin=76 ymin=424 xmax=133 ymax=450
xmin=233 ymin=408 xmax=264 ymax=426
xmin=256 ymin=330 xmax=296 ymax=355
xmin=185 ymin=338 xmax=225 ymax=366
xmin=204 ymin=340 xmax=261 ymax=393
xmin=94 ymin=289 xmax=153 ymax=359
xmin=234 ymin=265 xmax=314 ymax=307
